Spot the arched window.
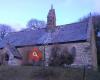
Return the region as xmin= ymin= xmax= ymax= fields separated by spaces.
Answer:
xmin=5 ymin=53 xmax=9 ymax=61
xmin=71 ymin=47 xmax=76 ymax=58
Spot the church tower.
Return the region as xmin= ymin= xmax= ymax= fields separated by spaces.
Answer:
xmin=47 ymin=5 xmax=56 ymax=31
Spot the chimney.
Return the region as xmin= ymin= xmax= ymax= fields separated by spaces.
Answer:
xmin=46 ymin=5 xmax=56 ymax=32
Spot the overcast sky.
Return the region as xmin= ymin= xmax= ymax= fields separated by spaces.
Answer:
xmin=0 ymin=0 xmax=100 ymax=30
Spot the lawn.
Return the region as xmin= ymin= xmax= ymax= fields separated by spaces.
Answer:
xmin=0 ymin=66 xmax=100 ymax=80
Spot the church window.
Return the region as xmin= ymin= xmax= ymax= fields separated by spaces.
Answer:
xmin=70 ymin=47 xmax=76 ymax=60
xmin=5 ymin=53 xmax=9 ymax=61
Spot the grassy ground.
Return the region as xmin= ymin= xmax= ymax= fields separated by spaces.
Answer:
xmin=0 ymin=66 xmax=100 ymax=80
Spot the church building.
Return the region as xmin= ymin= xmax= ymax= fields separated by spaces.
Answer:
xmin=0 ymin=6 xmax=98 ymax=70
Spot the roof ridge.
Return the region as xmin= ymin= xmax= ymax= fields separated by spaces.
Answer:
xmin=57 ymin=21 xmax=88 ymax=27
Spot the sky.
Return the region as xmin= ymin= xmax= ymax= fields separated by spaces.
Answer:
xmin=0 ymin=0 xmax=100 ymax=31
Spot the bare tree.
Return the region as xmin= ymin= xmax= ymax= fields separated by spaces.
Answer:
xmin=0 ymin=24 xmax=14 ymax=40
xmin=27 ymin=19 xmax=46 ymax=29
xmin=79 ymin=13 xmax=100 ymax=32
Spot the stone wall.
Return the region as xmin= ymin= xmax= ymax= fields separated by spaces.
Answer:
xmin=87 ymin=16 xmax=98 ymax=70
xmin=44 ymin=42 xmax=92 ymax=67
xmin=67 ymin=42 xmax=92 ymax=66
xmin=0 ymin=42 xmax=94 ymax=68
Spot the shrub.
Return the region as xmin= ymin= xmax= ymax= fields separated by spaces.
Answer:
xmin=49 ymin=46 xmax=75 ymax=66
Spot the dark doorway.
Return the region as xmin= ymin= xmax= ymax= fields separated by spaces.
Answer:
xmin=5 ymin=53 xmax=9 ymax=61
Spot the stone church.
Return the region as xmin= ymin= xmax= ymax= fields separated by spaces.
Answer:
xmin=0 ymin=6 xmax=98 ymax=70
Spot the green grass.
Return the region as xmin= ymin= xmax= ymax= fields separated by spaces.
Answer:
xmin=0 ymin=66 xmax=100 ymax=80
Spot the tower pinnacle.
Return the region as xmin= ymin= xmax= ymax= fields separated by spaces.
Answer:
xmin=47 ymin=5 xmax=56 ymax=31
xmin=51 ymin=4 xmax=53 ymax=9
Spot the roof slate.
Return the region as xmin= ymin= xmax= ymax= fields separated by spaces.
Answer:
xmin=0 ymin=21 xmax=88 ymax=48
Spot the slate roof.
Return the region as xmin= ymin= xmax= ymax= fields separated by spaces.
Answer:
xmin=0 ymin=21 xmax=88 ymax=48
